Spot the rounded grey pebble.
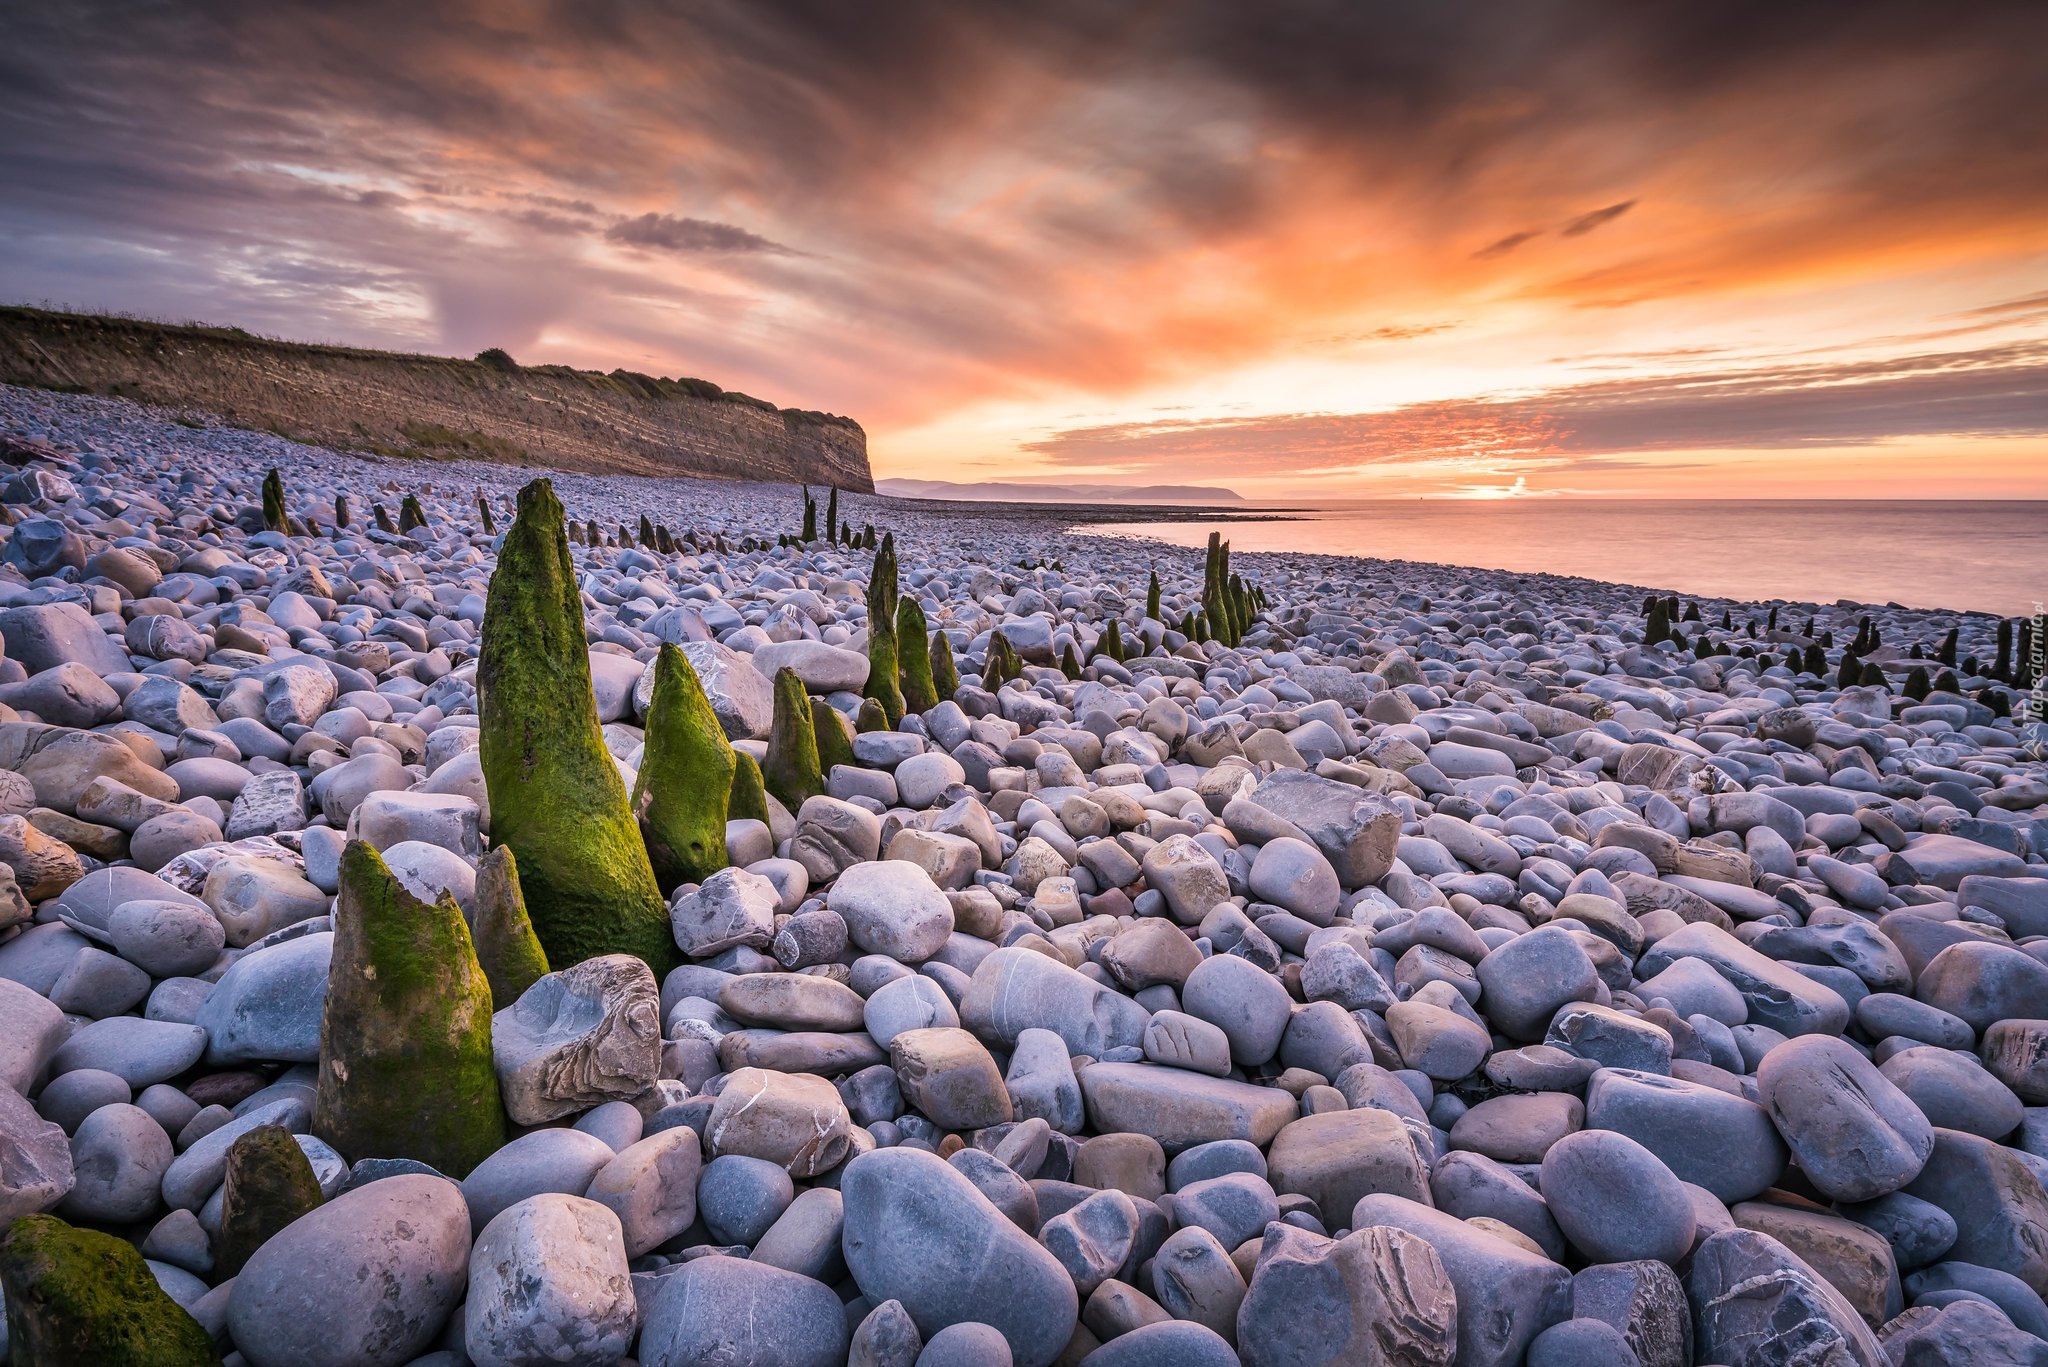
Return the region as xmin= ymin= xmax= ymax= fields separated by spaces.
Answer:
xmin=1078 ymin=1320 xmax=1238 ymax=1366
xmin=1527 ymin=1318 xmax=1641 ymax=1367
xmin=696 ymin=1153 xmax=796 ymax=1246
xmin=916 ymin=1322 xmax=1013 ymax=1367
xmin=1539 ymin=1129 xmax=1695 ymax=1265
xmin=35 ymin=1067 xmax=131 ymax=1133
xmin=638 ymin=1251 xmax=849 ymax=1367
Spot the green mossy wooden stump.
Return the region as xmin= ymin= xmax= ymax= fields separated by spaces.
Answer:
xmin=314 ymin=841 xmax=505 ymax=1177
xmin=478 ymin=476 xmax=675 ymax=973
xmin=0 ymin=1214 xmax=219 ymax=1366
xmin=632 ymin=643 xmax=735 ymax=894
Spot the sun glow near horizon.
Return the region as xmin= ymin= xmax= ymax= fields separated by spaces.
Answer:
xmin=2 ymin=2 xmax=2044 ymax=500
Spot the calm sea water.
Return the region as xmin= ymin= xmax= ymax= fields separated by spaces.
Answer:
xmin=1090 ymin=500 xmax=2047 ymax=618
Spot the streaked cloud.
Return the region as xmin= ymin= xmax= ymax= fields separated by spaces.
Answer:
xmin=1562 ymin=201 xmax=1636 ymax=237
xmin=1026 ymin=342 xmax=2048 ymax=477
xmin=0 ymin=1 xmax=2043 ymax=492
xmin=605 ymin=215 xmax=795 ymax=256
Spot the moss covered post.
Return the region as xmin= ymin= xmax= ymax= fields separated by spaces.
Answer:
xmin=863 ymin=532 xmax=905 ymax=724
xmin=632 ymin=644 xmax=735 ymax=894
xmin=0 ymin=1215 xmax=220 ymax=1366
xmin=763 ymin=666 xmax=824 ymax=811
xmin=261 ymin=468 xmax=287 ymax=535
xmin=471 ymin=845 xmax=549 ymax=1004
xmin=729 ymin=750 xmax=772 ymax=825
xmin=812 ymin=698 xmax=856 ymax=770
xmin=897 ymin=595 xmax=939 ymax=715
xmin=930 ymin=627 xmax=959 ymax=700
xmin=214 ymin=1126 xmax=324 ymax=1278
xmin=478 ymin=476 xmax=676 ymax=972
xmin=315 ymin=841 xmax=505 ymax=1175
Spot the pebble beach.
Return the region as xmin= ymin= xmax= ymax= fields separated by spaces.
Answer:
xmin=0 ymin=380 xmax=2045 ymax=1367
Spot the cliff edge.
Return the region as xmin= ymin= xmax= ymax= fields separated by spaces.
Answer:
xmin=0 ymin=307 xmax=872 ymax=490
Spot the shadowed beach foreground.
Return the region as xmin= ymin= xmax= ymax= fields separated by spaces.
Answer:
xmin=0 ymin=382 xmax=2045 ymax=1367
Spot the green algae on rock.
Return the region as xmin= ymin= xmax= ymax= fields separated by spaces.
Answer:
xmin=478 ymin=476 xmax=675 ymax=973
xmin=813 ymin=697 xmax=858 ymax=771
xmin=314 ymin=840 xmax=506 ymax=1177
xmin=863 ymin=532 xmax=906 ymax=724
xmin=0 ymin=1214 xmax=220 ymax=1366
xmin=472 ymin=844 xmax=550 ymax=1006
xmin=399 ymin=493 xmax=428 ymax=532
xmin=763 ymin=666 xmax=824 ymax=813
xmin=213 ymin=1124 xmax=324 ymax=1279
xmin=897 ymin=594 xmax=939 ymax=715
xmin=1098 ymin=619 xmax=1127 ymax=664
xmin=729 ymin=749 xmax=772 ymax=826
xmin=930 ymin=627 xmax=959 ymax=700
xmin=982 ymin=629 xmax=1022 ymax=690
xmin=632 ymin=643 xmax=735 ymax=894
xmin=261 ymin=467 xmax=287 ymax=535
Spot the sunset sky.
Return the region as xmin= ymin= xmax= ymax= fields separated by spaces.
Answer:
xmin=3 ymin=1 xmax=2045 ymax=498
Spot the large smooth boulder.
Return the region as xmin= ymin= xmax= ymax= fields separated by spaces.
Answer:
xmin=465 ymin=1194 xmax=637 ymax=1367
xmin=195 ymin=930 xmax=333 ymax=1065
xmin=1179 ymin=953 xmax=1292 ymax=1068
xmin=59 ymin=1102 xmax=170 ymax=1223
xmin=827 ymin=859 xmax=954 ymax=963
xmin=1585 ymin=1068 xmax=1785 ymax=1203
xmin=1079 ymin=1062 xmax=1298 ymax=1154
xmin=1244 ymin=771 xmax=1400 ymax=889
xmin=228 ymin=1173 xmax=471 ymax=1367
xmin=1475 ymin=927 xmax=1600 ymax=1042
xmin=1903 ymin=1127 xmax=2048 ymax=1298
xmin=840 ymin=1147 xmax=1079 ymax=1367
xmin=962 ymin=947 xmax=1149 ymax=1058
xmin=1266 ymin=1108 xmax=1430 ymax=1218
xmin=1757 ymin=1035 xmax=1933 ymax=1202
xmin=639 ymin=1250 xmax=850 ymax=1367
xmin=0 ymin=602 xmax=129 ymax=676
xmin=705 ymin=1067 xmax=857 ymax=1177
xmin=1539 ymin=1130 xmax=1695 ymax=1265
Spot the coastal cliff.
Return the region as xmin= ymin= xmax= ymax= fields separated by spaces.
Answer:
xmin=0 ymin=306 xmax=872 ymax=490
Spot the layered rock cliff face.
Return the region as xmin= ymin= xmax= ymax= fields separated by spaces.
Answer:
xmin=0 ymin=307 xmax=872 ymax=490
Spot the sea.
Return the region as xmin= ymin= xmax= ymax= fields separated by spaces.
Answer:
xmin=1089 ymin=500 xmax=2047 ymax=619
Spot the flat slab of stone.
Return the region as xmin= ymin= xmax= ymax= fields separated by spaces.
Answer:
xmin=1077 ymin=1062 xmax=1297 ymax=1153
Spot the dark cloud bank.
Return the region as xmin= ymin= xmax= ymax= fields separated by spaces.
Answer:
xmin=2 ymin=0 xmax=2045 ymax=452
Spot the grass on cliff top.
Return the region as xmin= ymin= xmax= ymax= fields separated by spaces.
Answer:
xmin=0 ymin=303 xmax=861 ymax=431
